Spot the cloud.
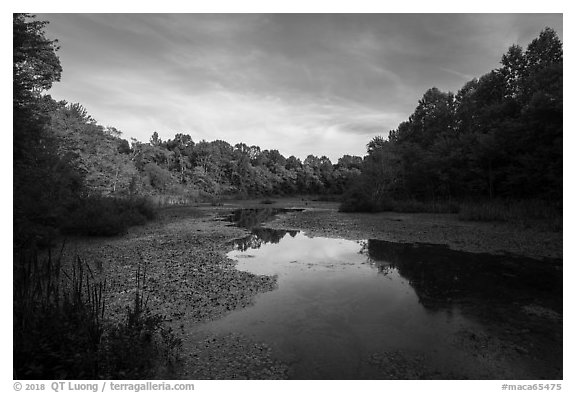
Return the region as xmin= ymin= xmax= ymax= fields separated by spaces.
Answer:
xmin=439 ymin=67 xmax=475 ymax=81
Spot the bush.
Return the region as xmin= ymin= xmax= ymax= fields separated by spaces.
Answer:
xmin=62 ymin=196 xmax=157 ymax=236
xmin=339 ymin=183 xmax=380 ymax=212
xmin=312 ymin=194 xmax=342 ymax=202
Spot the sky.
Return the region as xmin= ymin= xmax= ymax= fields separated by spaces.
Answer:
xmin=39 ymin=13 xmax=563 ymax=161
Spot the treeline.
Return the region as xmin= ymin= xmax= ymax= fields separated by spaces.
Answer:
xmin=341 ymin=28 xmax=562 ymax=214
xmin=23 ymin=93 xmax=363 ymax=236
xmin=131 ymin=133 xmax=362 ymax=197
xmin=43 ymin=99 xmax=364 ymax=201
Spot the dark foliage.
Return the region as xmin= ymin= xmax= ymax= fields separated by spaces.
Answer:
xmin=14 ymin=251 xmax=105 ymax=379
xmin=98 ymin=262 xmax=181 ymax=379
xmin=340 ymin=28 xmax=562 ymax=220
xmin=14 ymin=247 xmax=181 ymax=379
xmin=62 ymin=196 xmax=157 ymax=236
xmin=13 ymin=14 xmax=83 ymax=247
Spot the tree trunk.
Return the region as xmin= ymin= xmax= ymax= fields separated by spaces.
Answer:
xmin=112 ymin=167 xmax=119 ymax=194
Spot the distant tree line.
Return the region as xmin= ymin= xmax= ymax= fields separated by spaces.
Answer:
xmin=43 ymin=100 xmax=364 ymax=199
xmin=341 ymin=27 xmax=562 ymax=212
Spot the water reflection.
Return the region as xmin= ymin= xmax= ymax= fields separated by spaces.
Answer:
xmin=232 ymin=228 xmax=299 ymax=252
xmin=202 ymin=226 xmax=562 ymax=379
xmin=224 ymin=208 xmax=304 ymax=229
xmin=365 ymin=239 xmax=562 ymax=313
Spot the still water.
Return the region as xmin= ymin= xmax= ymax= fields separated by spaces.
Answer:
xmin=200 ymin=211 xmax=562 ymax=379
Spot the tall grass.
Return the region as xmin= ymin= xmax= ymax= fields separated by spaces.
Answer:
xmin=339 ymin=195 xmax=459 ymax=214
xmin=14 ymin=246 xmax=105 ymax=378
xmin=458 ymin=199 xmax=562 ymax=231
xmin=339 ymin=192 xmax=561 ymax=231
xmin=14 ymin=243 xmax=181 ymax=379
xmin=98 ymin=259 xmax=182 ymax=379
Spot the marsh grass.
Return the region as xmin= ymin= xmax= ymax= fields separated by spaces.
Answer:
xmin=340 ymin=193 xmax=561 ymax=231
xmin=13 ymin=246 xmax=105 ymax=378
xmin=99 ymin=259 xmax=182 ymax=379
xmin=14 ymin=244 xmax=181 ymax=379
xmin=458 ymin=199 xmax=562 ymax=231
xmin=340 ymin=195 xmax=458 ymax=214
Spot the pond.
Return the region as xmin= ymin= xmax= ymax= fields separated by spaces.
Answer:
xmin=200 ymin=210 xmax=562 ymax=379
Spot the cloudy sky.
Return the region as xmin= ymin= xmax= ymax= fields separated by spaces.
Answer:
xmin=39 ymin=13 xmax=562 ymax=161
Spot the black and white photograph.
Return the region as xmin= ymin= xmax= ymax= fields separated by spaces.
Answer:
xmin=12 ymin=6 xmax=564 ymax=388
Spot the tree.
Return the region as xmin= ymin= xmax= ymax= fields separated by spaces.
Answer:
xmin=13 ymin=14 xmax=83 ymax=245
xmin=337 ymin=155 xmax=363 ymax=170
xmin=48 ymin=101 xmax=140 ymax=196
xmin=525 ymin=27 xmax=563 ymax=73
xmin=13 ymin=14 xmax=62 ymax=107
xmin=367 ymin=136 xmax=386 ymax=154
xmin=341 ymin=28 xmax=562 ymax=211
xmin=285 ymin=156 xmax=302 ymax=171
xmin=150 ymin=131 xmax=162 ymax=146
xmin=500 ymin=44 xmax=526 ymax=100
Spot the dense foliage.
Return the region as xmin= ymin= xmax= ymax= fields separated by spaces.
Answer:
xmin=14 ymin=13 xmax=78 ymax=245
xmin=341 ymin=28 xmax=562 ymax=213
xmin=40 ymin=96 xmax=363 ymax=213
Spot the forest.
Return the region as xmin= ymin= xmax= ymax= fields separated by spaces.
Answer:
xmin=341 ymin=27 xmax=562 ymax=214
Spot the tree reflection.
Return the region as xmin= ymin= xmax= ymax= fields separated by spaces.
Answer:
xmin=225 ymin=208 xmax=304 ymax=229
xmin=231 ymin=228 xmax=299 ymax=251
xmin=366 ymin=239 xmax=562 ymax=313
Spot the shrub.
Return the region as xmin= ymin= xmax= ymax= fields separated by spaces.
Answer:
xmin=339 ymin=185 xmax=379 ymax=212
xmin=62 ymin=196 xmax=157 ymax=236
xmin=313 ymin=194 xmax=342 ymax=202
